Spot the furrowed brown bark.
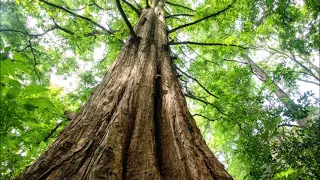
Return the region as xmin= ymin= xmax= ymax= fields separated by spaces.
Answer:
xmin=16 ymin=1 xmax=232 ymax=179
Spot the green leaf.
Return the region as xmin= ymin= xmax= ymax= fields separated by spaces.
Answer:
xmin=32 ymin=97 xmax=55 ymax=108
xmin=23 ymin=103 xmax=38 ymax=111
xmin=39 ymin=141 xmax=46 ymax=149
xmin=6 ymin=87 xmax=20 ymax=99
xmin=25 ymin=85 xmax=48 ymax=94
xmin=13 ymin=53 xmax=25 ymax=61
xmin=1 ymin=59 xmax=16 ymax=76
xmin=9 ymin=79 xmax=21 ymax=88
xmin=15 ymin=61 xmax=31 ymax=73
xmin=4 ymin=46 xmax=11 ymax=52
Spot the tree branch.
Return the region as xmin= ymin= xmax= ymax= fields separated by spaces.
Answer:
xmin=278 ymin=123 xmax=301 ymax=128
xmin=132 ymin=0 xmax=143 ymax=10
xmin=1 ymin=23 xmax=103 ymax=38
xmin=123 ymin=0 xmax=141 ymax=16
xmin=165 ymin=13 xmax=194 ymax=19
xmin=0 ymin=27 xmax=56 ymax=37
xmin=192 ymin=113 xmax=223 ymax=122
xmin=168 ymin=4 xmax=233 ymax=33
xmin=116 ymin=0 xmax=138 ymax=39
xmin=146 ymin=0 xmax=150 ymax=8
xmin=43 ymin=111 xmax=75 ymax=142
xmin=39 ymin=0 xmax=112 ymax=34
xmin=176 ymin=67 xmax=219 ymax=99
xmin=28 ymin=40 xmax=41 ymax=83
xmin=42 ymin=121 xmax=63 ymax=142
xmin=169 ymin=41 xmax=247 ymax=49
xmin=184 ymin=93 xmax=227 ymax=116
xmin=288 ymin=51 xmax=320 ymax=82
xmin=91 ymin=0 xmax=105 ymax=10
xmin=223 ymin=59 xmax=248 ymax=64
xmin=297 ymin=78 xmax=320 ymax=86
xmin=53 ymin=20 xmax=103 ymax=37
xmin=165 ymin=1 xmax=194 ymax=11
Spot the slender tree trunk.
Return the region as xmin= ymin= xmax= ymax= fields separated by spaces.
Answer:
xmin=245 ymin=55 xmax=306 ymax=126
xmin=17 ymin=1 xmax=232 ymax=179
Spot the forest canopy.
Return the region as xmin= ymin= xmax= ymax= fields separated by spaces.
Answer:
xmin=0 ymin=0 xmax=319 ymax=179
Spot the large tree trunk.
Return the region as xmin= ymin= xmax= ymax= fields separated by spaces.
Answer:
xmin=17 ymin=1 xmax=232 ymax=179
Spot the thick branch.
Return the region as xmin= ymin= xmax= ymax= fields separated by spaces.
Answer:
xmin=165 ymin=1 xmax=194 ymax=11
xmin=165 ymin=13 xmax=193 ymax=19
xmin=116 ymin=0 xmax=138 ymax=39
xmin=168 ymin=4 xmax=232 ymax=33
xmin=123 ymin=0 xmax=141 ymax=16
xmin=176 ymin=67 xmax=219 ymax=99
xmin=169 ymin=41 xmax=247 ymax=49
xmin=39 ymin=0 xmax=112 ymax=34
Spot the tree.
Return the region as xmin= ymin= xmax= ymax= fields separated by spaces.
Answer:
xmin=1 ymin=0 xmax=319 ymax=179
xmin=8 ymin=0 xmax=236 ymax=179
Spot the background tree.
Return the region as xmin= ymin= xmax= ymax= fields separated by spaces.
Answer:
xmin=0 ymin=0 xmax=319 ymax=179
